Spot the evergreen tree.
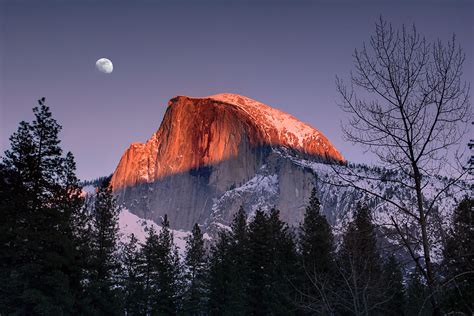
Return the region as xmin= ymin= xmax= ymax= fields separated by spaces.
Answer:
xmin=246 ymin=208 xmax=299 ymax=315
xmin=227 ymin=206 xmax=250 ymax=315
xmin=247 ymin=209 xmax=272 ymax=315
xmin=142 ymin=225 xmax=161 ymax=314
xmin=153 ymin=215 xmax=182 ymax=315
xmin=380 ymin=255 xmax=405 ymax=316
xmin=336 ymin=202 xmax=384 ymax=315
xmin=183 ymin=223 xmax=208 ymax=315
xmin=266 ymin=208 xmax=299 ymax=314
xmin=0 ymin=160 xmax=20 ymax=311
xmin=0 ymin=99 xmax=85 ymax=314
xmin=208 ymin=230 xmax=233 ymax=315
xmin=298 ymin=188 xmax=334 ymax=313
xmin=0 ymin=120 xmax=40 ymax=313
xmin=60 ymin=152 xmax=92 ymax=313
xmin=87 ymin=176 xmax=122 ymax=315
xmin=442 ymin=197 xmax=473 ymax=314
xmin=405 ymin=270 xmax=431 ymax=316
xmin=121 ymin=233 xmax=146 ymax=316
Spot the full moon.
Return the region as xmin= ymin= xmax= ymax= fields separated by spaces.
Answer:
xmin=95 ymin=58 xmax=113 ymax=74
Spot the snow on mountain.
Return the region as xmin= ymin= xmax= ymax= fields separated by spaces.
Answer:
xmin=204 ymin=93 xmax=338 ymax=154
xmin=208 ymin=166 xmax=279 ymax=229
xmin=118 ymin=208 xmax=192 ymax=256
xmin=81 ymin=185 xmax=96 ymax=197
xmin=207 ymin=147 xmax=468 ymax=262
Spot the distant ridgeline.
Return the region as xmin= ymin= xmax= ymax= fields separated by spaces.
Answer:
xmin=81 ymin=174 xmax=112 ymax=187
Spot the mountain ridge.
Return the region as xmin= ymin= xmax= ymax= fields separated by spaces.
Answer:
xmin=110 ymin=93 xmax=344 ymax=191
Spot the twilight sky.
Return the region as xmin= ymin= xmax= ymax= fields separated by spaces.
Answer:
xmin=1 ymin=0 xmax=473 ymax=180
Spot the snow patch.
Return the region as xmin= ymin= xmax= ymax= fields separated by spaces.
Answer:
xmin=118 ymin=209 xmax=190 ymax=255
xmin=80 ymin=185 xmax=96 ymax=197
xmin=207 ymin=93 xmax=321 ymax=149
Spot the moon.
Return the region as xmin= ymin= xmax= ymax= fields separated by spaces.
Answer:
xmin=96 ymin=58 xmax=113 ymax=74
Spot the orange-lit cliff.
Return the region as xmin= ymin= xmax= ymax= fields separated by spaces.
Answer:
xmin=111 ymin=93 xmax=344 ymax=190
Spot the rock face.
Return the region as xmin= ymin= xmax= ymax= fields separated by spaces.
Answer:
xmin=111 ymin=93 xmax=345 ymax=230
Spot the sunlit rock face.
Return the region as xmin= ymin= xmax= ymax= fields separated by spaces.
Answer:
xmin=110 ymin=94 xmax=345 ymax=230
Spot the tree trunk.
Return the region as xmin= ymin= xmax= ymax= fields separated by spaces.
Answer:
xmin=413 ymin=164 xmax=439 ymax=315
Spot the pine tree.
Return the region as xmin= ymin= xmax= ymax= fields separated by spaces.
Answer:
xmin=152 ymin=215 xmax=182 ymax=315
xmin=0 ymin=121 xmax=38 ymax=313
xmin=442 ymin=197 xmax=473 ymax=314
xmin=208 ymin=230 xmax=233 ymax=316
xmin=336 ymin=202 xmax=384 ymax=315
xmin=266 ymin=208 xmax=299 ymax=314
xmin=247 ymin=209 xmax=272 ymax=315
xmin=121 ymin=233 xmax=146 ymax=316
xmin=227 ymin=206 xmax=249 ymax=315
xmin=298 ymin=188 xmax=334 ymax=313
xmin=0 ymin=99 xmax=85 ymax=314
xmin=405 ymin=270 xmax=431 ymax=316
xmin=245 ymin=208 xmax=299 ymax=315
xmin=59 ymin=152 xmax=91 ymax=313
xmin=87 ymin=176 xmax=122 ymax=315
xmin=142 ymin=225 xmax=161 ymax=314
xmin=381 ymin=255 xmax=405 ymax=316
xmin=183 ymin=223 xmax=208 ymax=315
xmin=0 ymin=160 xmax=19 ymax=311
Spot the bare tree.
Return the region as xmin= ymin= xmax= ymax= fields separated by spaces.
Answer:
xmin=334 ymin=17 xmax=471 ymax=314
xmin=292 ymin=265 xmax=335 ymax=315
xmin=332 ymin=253 xmax=393 ymax=316
xmin=468 ymin=121 xmax=474 ymax=175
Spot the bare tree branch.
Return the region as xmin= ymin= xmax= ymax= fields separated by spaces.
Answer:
xmin=334 ymin=17 xmax=471 ymax=314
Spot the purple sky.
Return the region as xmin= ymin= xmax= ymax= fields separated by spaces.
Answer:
xmin=1 ymin=0 xmax=473 ymax=180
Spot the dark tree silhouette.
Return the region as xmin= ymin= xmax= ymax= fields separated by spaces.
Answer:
xmin=183 ymin=223 xmax=209 ymax=315
xmin=227 ymin=206 xmax=250 ymax=314
xmin=381 ymin=255 xmax=406 ymax=315
xmin=208 ymin=230 xmax=233 ymax=315
xmin=0 ymin=99 xmax=85 ymax=314
xmin=154 ymin=215 xmax=182 ymax=315
xmin=298 ymin=188 xmax=335 ymax=314
xmin=86 ymin=176 xmax=122 ymax=314
xmin=336 ymin=203 xmax=385 ymax=315
xmin=442 ymin=197 xmax=473 ymax=314
xmin=406 ymin=269 xmax=432 ymax=315
xmin=121 ymin=233 xmax=146 ymax=315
